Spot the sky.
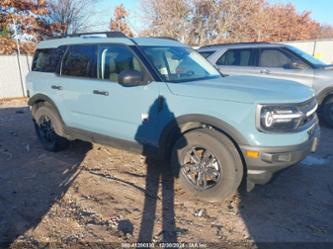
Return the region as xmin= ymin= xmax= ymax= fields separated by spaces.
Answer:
xmin=94 ymin=0 xmax=333 ymax=34
xmin=270 ymin=0 xmax=333 ymax=25
xmin=92 ymin=0 xmax=141 ymax=33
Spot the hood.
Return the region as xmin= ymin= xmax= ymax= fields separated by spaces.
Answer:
xmin=166 ymin=75 xmax=314 ymax=104
xmin=321 ymin=64 xmax=333 ymax=70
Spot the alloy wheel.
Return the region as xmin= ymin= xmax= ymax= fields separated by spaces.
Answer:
xmin=181 ymin=146 xmax=222 ymax=191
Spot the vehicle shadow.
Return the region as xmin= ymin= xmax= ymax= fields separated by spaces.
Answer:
xmin=0 ymin=106 xmax=91 ymax=247
xmin=135 ymin=97 xmax=185 ymax=245
xmin=237 ymin=126 xmax=333 ymax=249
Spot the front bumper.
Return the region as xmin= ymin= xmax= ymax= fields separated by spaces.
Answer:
xmin=240 ymin=123 xmax=320 ymax=185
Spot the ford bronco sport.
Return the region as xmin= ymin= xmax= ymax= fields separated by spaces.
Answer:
xmin=198 ymin=42 xmax=333 ymax=127
xmin=26 ymin=32 xmax=320 ymax=202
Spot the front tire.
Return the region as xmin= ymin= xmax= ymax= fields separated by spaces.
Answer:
xmin=322 ymin=96 xmax=333 ymax=127
xmin=34 ymin=104 xmax=69 ymax=152
xmin=171 ymin=128 xmax=244 ymax=202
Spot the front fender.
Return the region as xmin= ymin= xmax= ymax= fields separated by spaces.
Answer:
xmin=158 ymin=114 xmax=248 ymax=159
xmin=317 ymin=87 xmax=333 ymax=105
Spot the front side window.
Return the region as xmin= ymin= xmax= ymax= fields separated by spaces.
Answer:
xmin=142 ymin=46 xmax=220 ymax=83
xmin=61 ymin=45 xmax=97 ymax=78
xmin=32 ymin=47 xmax=65 ymax=73
xmin=259 ymin=48 xmax=292 ymax=68
xmin=217 ymin=49 xmax=253 ymax=66
xmin=286 ymin=45 xmax=327 ymax=68
xmin=97 ymin=45 xmax=144 ymax=82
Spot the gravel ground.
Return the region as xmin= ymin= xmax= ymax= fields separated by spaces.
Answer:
xmin=0 ymin=99 xmax=332 ymax=249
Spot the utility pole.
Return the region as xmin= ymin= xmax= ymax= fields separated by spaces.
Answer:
xmin=13 ymin=18 xmax=26 ymax=97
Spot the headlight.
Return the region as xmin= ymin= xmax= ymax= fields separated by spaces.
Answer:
xmin=256 ymin=103 xmax=317 ymax=132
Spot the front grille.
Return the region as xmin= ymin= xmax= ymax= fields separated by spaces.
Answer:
xmin=297 ymin=97 xmax=317 ymax=114
xmin=297 ymin=98 xmax=318 ymax=129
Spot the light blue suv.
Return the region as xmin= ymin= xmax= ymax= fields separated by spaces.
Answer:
xmin=26 ymin=32 xmax=320 ymax=202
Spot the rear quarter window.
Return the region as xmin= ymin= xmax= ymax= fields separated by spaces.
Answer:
xmin=32 ymin=47 xmax=66 ymax=73
xmin=198 ymin=51 xmax=215 ymax=59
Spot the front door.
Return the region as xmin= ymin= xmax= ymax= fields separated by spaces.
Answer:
xmin=256 ymin=48 xmax=314 ymax=87
xmin=60 ymin=44 xmax=160 ymax=146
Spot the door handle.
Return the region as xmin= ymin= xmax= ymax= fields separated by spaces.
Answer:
xmin=260 ymin=69 xmax=270 ymax=74
xmin=93 ymin=90 xmax=109 ymax=96
xmin=51 ymin=85 xmax=63 ymax=90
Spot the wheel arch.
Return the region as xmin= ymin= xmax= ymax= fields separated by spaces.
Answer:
xmin=28 ymin=93 xmax=63 ymax=116
xmin=158 ymin=114 xmax=248 ymax=164
xmin=28 ymin=94 xmax=65 ymax=127
xmin=317 ymin=87 xmax=333 ymax=106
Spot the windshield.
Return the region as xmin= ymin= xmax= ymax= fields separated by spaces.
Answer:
xmin=287 ymin=45 xmax=327 ymax=67
xmin=141 ymin=46 xmax=221 ymax=83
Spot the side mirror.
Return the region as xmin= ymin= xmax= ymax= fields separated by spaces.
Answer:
xmin=285 ymin=62 xmax=306 ymax=70
xmin=118 ymin=70 xmax=144 ymax=87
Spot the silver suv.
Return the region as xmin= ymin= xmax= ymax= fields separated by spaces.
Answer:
xmin=199 ymin=42 xmax=333 ymax=127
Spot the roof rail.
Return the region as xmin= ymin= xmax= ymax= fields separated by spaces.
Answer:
xmin=150 ymin=36 xmax=179 ymax=41
xmin=65 ymin=31 xmax=127 ymax=38
xmin=200 ymin=41 xmax=271 ymax=49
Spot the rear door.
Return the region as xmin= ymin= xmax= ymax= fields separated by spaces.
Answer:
xmin=257 ymin=47 xmax=314 ymax=87
xmin=28 ymin=47 xmax=67 ymax=111
xmin=215 ymin=48 xmax=258 ymax=76
xmin=58 ymin=44 xmax=98 ymax=131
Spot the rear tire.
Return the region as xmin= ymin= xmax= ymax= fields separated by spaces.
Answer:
xmin=33 ymin=103 xmax=69 ymax=152
xmin=322 ymin=96 xmax=333 ymax=127
xmin=171 ymin=128 xmax=244 ymax=202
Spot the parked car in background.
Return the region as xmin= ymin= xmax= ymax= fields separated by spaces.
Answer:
xmin=199 ymin=42 xmax=333 ymax=127
xmin=26 ymin=33 xmax=319 ymax=202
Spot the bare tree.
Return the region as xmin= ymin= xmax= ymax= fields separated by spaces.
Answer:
xmin=318 ymin=25 xmax=333 ymax=39
xmin=215 ymin=0 xmax=267 ymax=43
xmin=109 ymin=4 xmax=133 ymax=37
xmin=0 ymin=0 xmax=61 ymax=54
xmin=140 ymin=0 xmax=267 ymax=45
xmin=47 ymin=0 xmax=99 ymax=35
xmin=261 ymin=3 xmax=321 ymax=42
xmin=188 ymin=0 xmax=220 ymax=45
xmin=140 ymin=0 xmax=190 ymax=42
xmin=140 ymin=0 xmax=333 ymax=45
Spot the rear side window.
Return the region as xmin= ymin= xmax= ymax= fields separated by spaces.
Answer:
xmin=32 ymin=48 xmax=65 ymax=73
xmin=199 ymin=51 xmax=215 ymax=59
xmin=61 ymin=45 xmax=97 ymax=78
xmin=217 ymin=49 xmax=253 ymax=66
xmin=259 ymin=49 xmax=292 ymax=68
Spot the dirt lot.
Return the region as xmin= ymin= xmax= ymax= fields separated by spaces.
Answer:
xmin=0 ymin=99 xmax=333 ymax=249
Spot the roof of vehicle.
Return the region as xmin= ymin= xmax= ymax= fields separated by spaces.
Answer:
xmin=36 ymin=32 xmax=187 ymax=49
xmin=198 ymin=42 xmax=285 ymax=52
